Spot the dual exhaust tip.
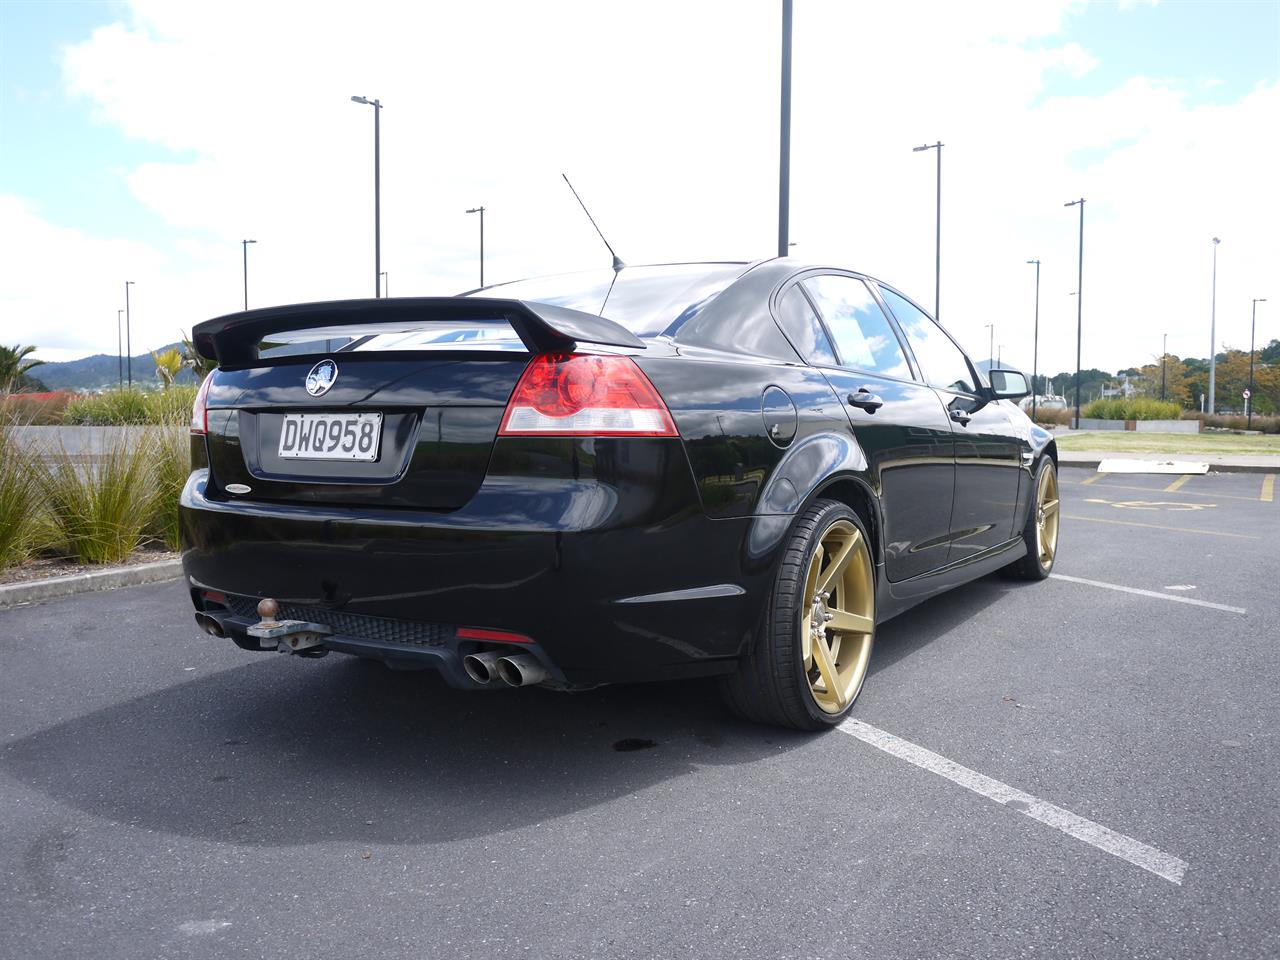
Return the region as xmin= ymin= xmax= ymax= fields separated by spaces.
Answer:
xmin=462 ymin=651 xmax=550 ymax=688
xmin=194 ymin=612 xmax=225 ymax=638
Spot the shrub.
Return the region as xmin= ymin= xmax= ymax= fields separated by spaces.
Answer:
xmin=0 ymin=390 xmax=78 ymax=425
xmin=1031 ymin=407 xmax=1071 ymax=426
xmin=1082 ymin=397 xmax=1182 ymax=421
xmin=63 ymin=386 xmax=196 ymax=426
xmin=36 ymin=436 xmax=159 ymax=564
xmin=1184 ymin=412 xmax=1280 ymax=434
xmin=0 ymin=424 xmax=42 ymax=568
xmin=146 ymin=428 xmax=189 ymax=550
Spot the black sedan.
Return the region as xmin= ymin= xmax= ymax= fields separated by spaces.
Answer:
xmin=181 ymin=259 xmax=1059 ymax=730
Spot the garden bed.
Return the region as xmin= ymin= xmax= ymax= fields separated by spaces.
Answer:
xmin=0 ymin=544 xmax=179 ymax=586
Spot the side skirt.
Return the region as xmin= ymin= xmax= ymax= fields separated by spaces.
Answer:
xmin=875 ymin=537 xmax=1025 ymax=624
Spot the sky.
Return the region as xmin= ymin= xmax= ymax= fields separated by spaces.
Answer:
xmin=1 ymin=0 xmax=1277 ymax=380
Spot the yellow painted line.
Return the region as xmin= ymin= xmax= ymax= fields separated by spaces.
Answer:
xmin=1081 ymin=474 xmax=1101 ymax=485
xmin=1263 ymin=475 xmax=1276 ymax=503
xmin=1059 ymin=479 xmax=1265 ymax=503
xmin=1164 ymin=475 xmax=1191 ymax=493
xmin=1062 ymin=514 xmax=1258 ymax=540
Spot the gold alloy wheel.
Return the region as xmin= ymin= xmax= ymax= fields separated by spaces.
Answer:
xmin=1035 ymin=464 xmax=1060 ymax=566
xmin=799 ymin=519 xmax=875 ymax=715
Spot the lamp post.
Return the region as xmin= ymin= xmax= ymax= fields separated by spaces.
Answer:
xmin=777 ymin=0 xmax=793 ymax=258
xmin=124 ymin=281 xmax=135 ymax=387
xmin=241 ymin=239 xmax=256 ymax=311
xmin=466 ymin=206 xmax=486 ymax=287
xmin=984 ymin=323 xmax=994 ymax=372
xmin=116 ymin=309 xmax=124 ymax=388
xmin=1065 ymin=199 xmax=1085 ymax=427
xmin=913 ymin=140 xmax=944 ymax=320
xmin=1027 ymin=259 xmax=1041 ymax=418
xmin=1208 ymin=237 xmax=1221 ymax=413
xmin=351 ymin=95 xmax=384 ymax=298
xmin=1249 ymin=298 xmax=1267 ymax=430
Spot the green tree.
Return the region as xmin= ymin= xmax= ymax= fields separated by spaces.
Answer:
xmin=151 ymin=347 xmax=184 ymax=388
xmin=180 ymin=331 xmax=217 ymax=378
xmin=0 ymin=345 xmax=44 ymax=392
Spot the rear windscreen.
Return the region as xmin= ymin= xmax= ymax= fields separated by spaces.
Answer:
xmin=468 ymin=263 xmax=745 ymax=336
xmin=257 ymin=320 xmax=525 ymax=356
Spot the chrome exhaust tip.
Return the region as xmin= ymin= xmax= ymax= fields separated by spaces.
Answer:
xmin=462 ymin=651 xmax=502 ymax=684
xmin=194 ymin=612 xmax=225 ymax=638
xmin=496 ymin=654 xmax=550 ymax=688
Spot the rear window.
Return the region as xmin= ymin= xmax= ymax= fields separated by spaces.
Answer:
xmin=469 ymin=263 xmax=745 ymax=337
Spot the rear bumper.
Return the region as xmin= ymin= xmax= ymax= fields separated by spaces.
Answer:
xmin=180 ymin=456 xmax=777 ymax=685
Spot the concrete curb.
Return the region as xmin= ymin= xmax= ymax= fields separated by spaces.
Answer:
xmin=1059 ymin=454 xmax=1279 ymax=474
xmin=0 ymin=559 xmax=184 ymax=608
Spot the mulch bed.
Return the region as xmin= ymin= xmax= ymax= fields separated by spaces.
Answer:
xmin=0 ymin=544 xmax=180 ymax=586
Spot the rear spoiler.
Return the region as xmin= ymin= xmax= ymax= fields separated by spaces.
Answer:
xmin=191 ymin=297 xmax=645 ymax=366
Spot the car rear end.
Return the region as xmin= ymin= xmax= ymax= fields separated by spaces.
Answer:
xmin=181 ymin=295 xmax=766 ymax=688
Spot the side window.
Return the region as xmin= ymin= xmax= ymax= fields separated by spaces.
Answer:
xmin=801 ymin=275 xmax=912 ymax=380
xmin=879 ymin=287 xmax=978 ymax=394
xmin=775 ymin=285 xmax=837 ymax=365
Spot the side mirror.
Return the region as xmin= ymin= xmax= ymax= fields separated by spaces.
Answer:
xmin=989 ymin=368 xmax=1030 ymax=399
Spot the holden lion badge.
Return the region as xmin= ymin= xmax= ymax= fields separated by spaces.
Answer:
xmin=305 ymin=360 xmax=338 ymax=397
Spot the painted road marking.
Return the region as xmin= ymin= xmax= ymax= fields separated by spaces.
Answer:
xmin=1084 ymin=497 xmax=1215 ymax=512
xmin=838 ymin=720 xmax=1188 ymax=885
xmin=1264 ymin=475 xmax=1276 ymax=503
xmin=1081 ymin=474 xmax=1101 ymax=485
xmin=1050 ymin=573 xmax=1246 ymax=614
xmin=1164 ymin=475 xmax=1191 ymax=493
xmin=1062 ymin=514 xmax=1259 ymax=539
xmin=1061 ymin=479 xmax=1263 ymax=503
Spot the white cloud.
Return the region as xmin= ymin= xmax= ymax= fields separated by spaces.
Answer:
xmin=6 ymin=0 xmax=1277 ymax=380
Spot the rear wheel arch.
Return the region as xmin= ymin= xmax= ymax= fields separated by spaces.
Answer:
xmin=808 ymin=476 xmax=882 ymax=570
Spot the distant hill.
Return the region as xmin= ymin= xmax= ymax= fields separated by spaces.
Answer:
xmin=34 ymin=343 xmax=197 ymax=392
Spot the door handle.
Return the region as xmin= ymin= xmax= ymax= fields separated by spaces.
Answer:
xmin=950 ymin=409 xmax=972 ymax=425
xmin=847 ymin=387 xmax=884 ymax=413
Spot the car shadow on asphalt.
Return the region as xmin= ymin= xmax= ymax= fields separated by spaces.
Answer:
xmin=1 ymin=573 xmax=1025 ymax=848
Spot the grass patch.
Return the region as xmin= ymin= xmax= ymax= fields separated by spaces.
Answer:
xmin=147 ymin=429 xmax=190 ymax=551
xmin=1055 ymin=432 xmax=1280 ymax=455
xmin=0 ymin=423 xmax=43 ymax=568
xmin=1082 ymin=398 xmax=1183 ymax=421
xmin=36 ymin=433 xmax=163 ymax=564
xmin=63 ymin=386 xmax=197 ymax=426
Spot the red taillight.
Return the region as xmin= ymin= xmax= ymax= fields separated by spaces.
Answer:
xmin=456 ymin=627 xmax=534 ymax=644
xmin=190 ymin=372 xmax=213 ymax=435
xmin=498 ymin=353 xmax=678 ymax=437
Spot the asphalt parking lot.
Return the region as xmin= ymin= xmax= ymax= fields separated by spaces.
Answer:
xmin=2 ymin=466 xmax=1277 ymax=960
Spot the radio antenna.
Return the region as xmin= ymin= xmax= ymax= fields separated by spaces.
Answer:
xmin=562 ymin=173 xmax=625 ymax=273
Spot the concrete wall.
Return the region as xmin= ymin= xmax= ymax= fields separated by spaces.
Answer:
xmin=1134 ymin=419 xmax=1201 ymax=434
xmin=4 ymin=425 xmax=184 ymax=457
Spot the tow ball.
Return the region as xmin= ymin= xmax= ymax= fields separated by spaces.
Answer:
xmin=247 ymin=598 xmax=332 ymax=656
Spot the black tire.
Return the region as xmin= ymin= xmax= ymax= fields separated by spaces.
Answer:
xmin=720 ymin=499 xmax=875 ymax=731
xmin=1005 ymin=457 xmax=1059 ymax=581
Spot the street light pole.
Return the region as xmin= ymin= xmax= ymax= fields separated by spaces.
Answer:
xmin=466 ymin=206 xmax=486 ymax=287
xmin=1249 ymin=298 xmax=1267 ymax=430
xmin=984 ymin=323 xmax=994 ymax=371
xmin=1065 ymin=199 xmax=1085 ymax=428
xmin=351 ymin=95 xmax=384 ymax=297
xmin=241 ymin=239 xmax=256 ymax=311
xmin=124 ymin=281 xmax=135 ymax=387
xmin=913 ymin=141 xmax=944 ymax=320
xmin=777 ymin=0 xmax=793 ymax=259
xmin=1208 ymin=237 xmax=1220 ymax=413
xmin=1027 ymin=259 xmax=1040 ymax=418
xmin=116 ymin=309 xmax=124 ymax=388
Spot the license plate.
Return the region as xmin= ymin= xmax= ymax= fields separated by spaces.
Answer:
xmin=278 ymin=412 xmax=383 ymax=461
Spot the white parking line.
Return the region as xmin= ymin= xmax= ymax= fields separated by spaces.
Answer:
xmin=838 ymin=719 xmax=1188 ymax=885
xmin=1049 ymin=573 xmax=1246 ymax=614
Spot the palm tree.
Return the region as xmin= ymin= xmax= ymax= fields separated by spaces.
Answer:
xmin=151 ymin=348 xmax=184 ymax=388
xmin=0 ymin=345 xmax=44 ymax=392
